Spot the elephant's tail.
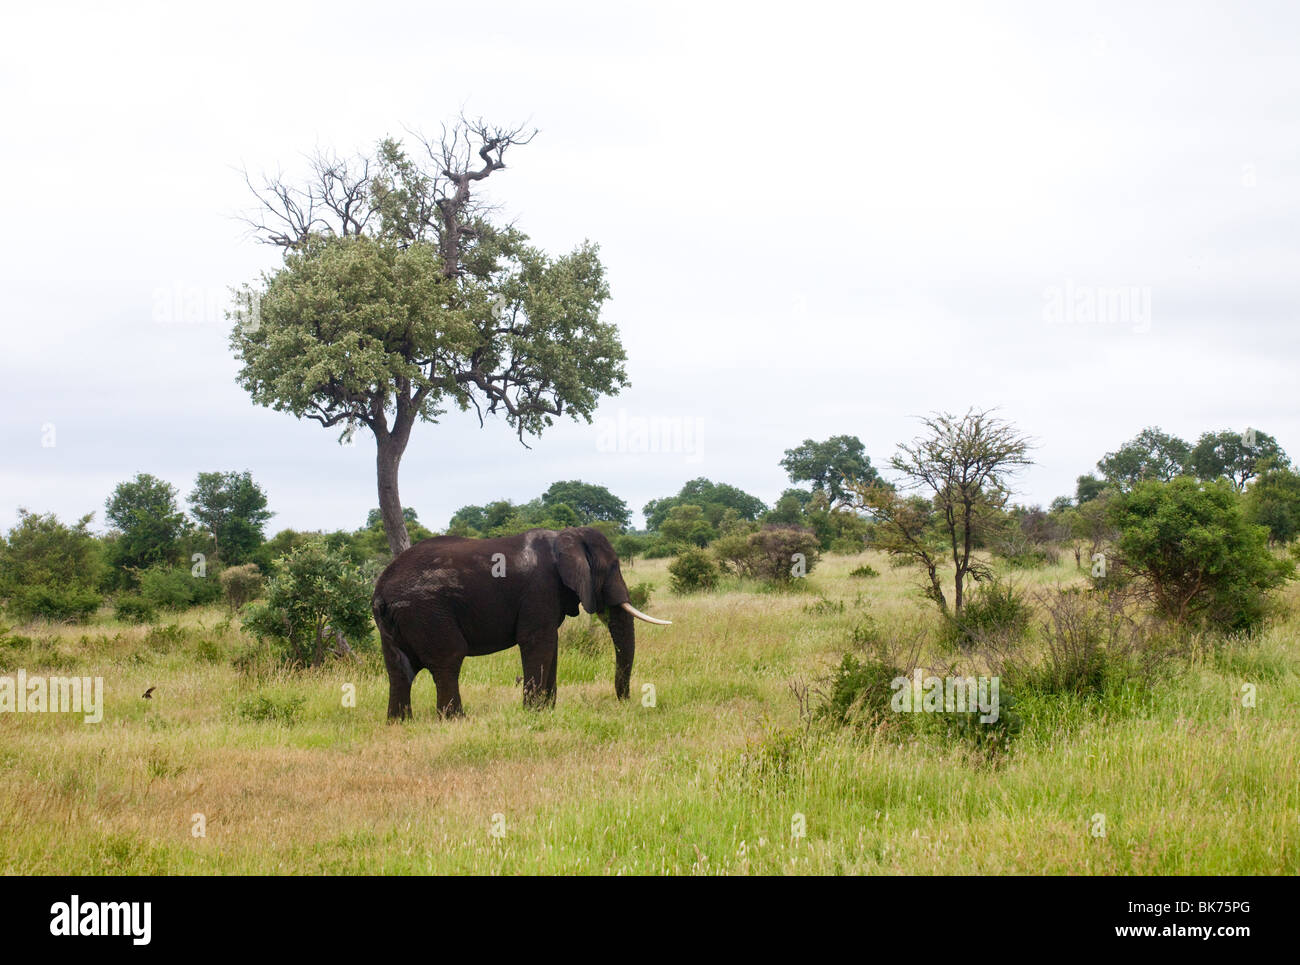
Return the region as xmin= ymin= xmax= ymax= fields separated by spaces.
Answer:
xmin=372 ymin=594 xmax=416 ymax=684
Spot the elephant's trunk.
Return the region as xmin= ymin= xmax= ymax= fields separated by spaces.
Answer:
xmin=607 ymin=604 xmax=635 ymax=701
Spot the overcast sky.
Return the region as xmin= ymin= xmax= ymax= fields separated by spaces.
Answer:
xmin=2 ymin=0 xmax=1297 ymax=534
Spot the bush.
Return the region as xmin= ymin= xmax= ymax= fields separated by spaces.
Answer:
xmin=668 ymin=549 xmax=720 ymax=594
xmin=817 ymin=652 xmax=903 ymax=728
xmin=712 ymin=525 xmax=821 ymax=583
xmin=139 ymin=565 xmax=222 ymax=611
xmin=242 ymin=539 xmax=376 ymax=667
xmin=219 ymin=563 xmax=264 ymax=610
xmin=627 ymin=582 xmax=653 ymax=610
xmin=0 ymin=511 xmax=104 ymax=618
xmin=1109 ymin=478 xmax=1294 ymax=633
xmin=849 ymin=564 xmax=879 ymax=578
xmin=114 ymin=595 xmax=157 ymax=624
xmin=989 ymin=587 xmax=1167 ymax=703
xmin=7 ymin=585 xmax=102 ymax=623
xmin=946 ymin=580 xmax=1032 ymax=649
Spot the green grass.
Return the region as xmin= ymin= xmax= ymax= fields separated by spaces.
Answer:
xmin=1 ymin=552 xmax=1297 ymax=874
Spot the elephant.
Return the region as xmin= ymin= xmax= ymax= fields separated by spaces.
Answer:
xmin=370 ymin=526 xmax=670 ymax=719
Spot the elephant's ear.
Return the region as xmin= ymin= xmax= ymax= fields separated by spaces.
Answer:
xmin=557 ymin=530 xmax=599 ymax=614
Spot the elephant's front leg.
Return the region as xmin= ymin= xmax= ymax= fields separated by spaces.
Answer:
xmin=518 ymin=630 xmax=559 ymax=710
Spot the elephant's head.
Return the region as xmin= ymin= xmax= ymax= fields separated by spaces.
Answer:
xmin=555 ymin=526 xmax=670 ymax=700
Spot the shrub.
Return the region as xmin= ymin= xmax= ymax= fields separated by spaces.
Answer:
xmin=668 ymin=549 xmax=720 ymax=594
xmin=7 ymin=585 xmax=102 ymax=623
xmin=139 ymin=565 xmax=222 ymax=611
xmin=713 ymin=525 xmax=821 ymax=583
xmin=988 ymin=587 xmax=1167 ymax=702
xmin=219 ymin=563 xmax=264 ymax=610
xmin=114 ymin=595 xmax=157 ymax=624
xmin=627 ymin=582 xmax=653 ymax=610
xmin=1109 ymin=478 xmax=1294 ymax=633
xmin=0 ymin=511 xmax=104 ymax=620
xmin=816 ymin=652 xmax=903 ymax=728
xmin=849 ymin=564 xmax=879 ymax=578
xmin=242 ymin=538 xmax=376 ymax=667
xmin=946 ymin=580 xmax=1032 ymax=649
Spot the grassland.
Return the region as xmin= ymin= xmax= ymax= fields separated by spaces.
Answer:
xmin=1 ymin=551 xmax=1297 ymax=875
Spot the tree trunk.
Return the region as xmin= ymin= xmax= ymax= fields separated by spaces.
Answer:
xmin=376 ymin=436 xmax=411 ymax=557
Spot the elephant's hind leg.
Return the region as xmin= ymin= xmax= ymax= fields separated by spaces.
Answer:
xmin=380 ymin=634 xmax=416 ymax=722
xmin=421 ymin=621 xmax=468 ymax=719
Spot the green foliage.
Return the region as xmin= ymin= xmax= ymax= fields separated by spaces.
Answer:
xmin=849 ymin=564 xmax=879 ymax=578
xmin=188 ymin=471 xmax=273 ymax=565
xmin=627 ymin=582 xmax=654 ymax=610
xmin=817 ymin=652 xmax=903 ymax=728
xmin=668 ymin=549 xmax=720 ymax=594
xmin=7 ymin=585 xmax=102 ymax=623
xmin=541 ymin=480 xmax=630 ymax=528
xmin=138 ymin=565 xmax=222 ymax=611
xmin=113 ymin=595 xmax=157 ymax=624
xmin=1109 ymin=478 xmax=1293 ymax=632
xmin=104 ymin=474 xmax=188 ymax=574
xmin=219 ymin=563 xmax=264 ymax=610
xmin=1191 ymin=428 xmax=1289 ymax=491
xmin=946 ymin=580 xmax=1032 ymax=649
xmin=1097 ymin=427 xmax=1192 ymax=491
xmin=780 ymin=435 xmax=881 ymax=508
xmin=0 ymin=510 xmax=104 ymax=602
xmin=659 ymin=504 xmax=714 ymax=547
xmin=242 ymin=539 xmax=376 ymax=667
xmin=1075 ymin=473 xmax=1106 ymax=504
xmin=366 ymin=507 xmax=421 ymax=529
xmin=744 ymin=526 xmax=821 ymax=582
xmin=1244 ymin=466 xmax=1300 ymax=545
xmin=613 ymin=533 xmax=645 ymax=565
xmin=643 ymin=478 xmax=766 ymax=532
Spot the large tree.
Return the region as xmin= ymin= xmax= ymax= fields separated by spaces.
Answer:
xmin=642 ymin=478 xmax=767 ymax=531
xmin=105 ymin=473 xmax=187 ymax=573
xmin=780 ymin=435 xmax=880 ymax=509
xmin=188 ymin=471 xmax=273 ymax=564
xmin=1097 ymin=427 xmax=1192 ymax=491
xmin=1190 ymin=428 xmax=1289 ymax=491
xmin=231 ymin=119 xmax=628 ymax=555
xmin=541 ymin=480 xmax=630 ymax=528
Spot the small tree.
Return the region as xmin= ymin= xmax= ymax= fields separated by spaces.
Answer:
xmin=219 ymin=563 xmax=265 ymax=610
xmin=850 ymin=409 xmax=1032 ymax=615
xmin=242 ymin=540 xmax=375 ymax=666
xmin=1109 ymin=478 xmax=1293 ymax=632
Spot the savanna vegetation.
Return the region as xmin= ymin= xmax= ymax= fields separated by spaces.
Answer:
xmin=2 ymin=412 xmax=1298 ymax=874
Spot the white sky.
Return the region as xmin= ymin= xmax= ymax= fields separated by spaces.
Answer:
xmin=2 ymin=0 xmax=1297 ymax=533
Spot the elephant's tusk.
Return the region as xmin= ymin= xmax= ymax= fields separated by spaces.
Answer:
xmin=620 ymin=602 xmax=672 ymax=626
